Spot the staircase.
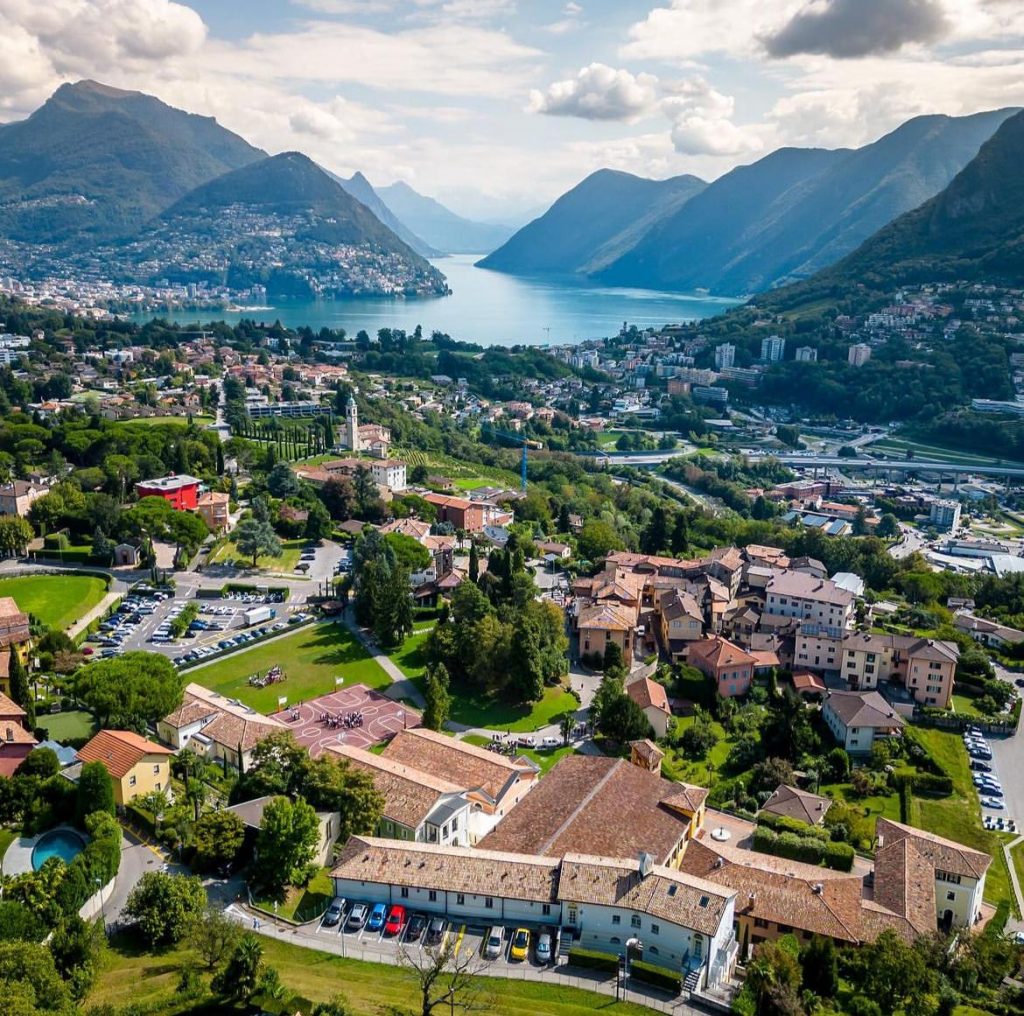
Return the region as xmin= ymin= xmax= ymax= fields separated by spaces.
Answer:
xmin=683 ymin=969 xmax=701 ymax=992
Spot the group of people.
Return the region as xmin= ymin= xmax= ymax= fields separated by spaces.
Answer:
xmin=248 ymin=665 xmax=285 ymax=688
xmin=321 ymin=710 xmax=364 ymax=729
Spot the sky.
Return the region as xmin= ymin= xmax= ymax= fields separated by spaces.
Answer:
xmin=0 ymin=0 xmax=1023 ymax=222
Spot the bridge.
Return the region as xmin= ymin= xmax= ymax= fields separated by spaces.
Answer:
xmin=589 ymin=450 xmax=1024 ymax=480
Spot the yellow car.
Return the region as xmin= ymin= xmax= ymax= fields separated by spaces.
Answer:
xmin=510 ymin=928 xmax=530 ymax=961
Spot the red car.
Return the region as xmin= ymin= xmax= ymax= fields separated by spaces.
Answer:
xmin=384 ymin=904 xmax=406 ymax=936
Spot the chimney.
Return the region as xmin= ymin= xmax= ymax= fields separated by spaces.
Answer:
xmin=637 ymin=852 xmax=655 ymax=878
xmin=812 ymin=883 xmax=824 ymax=895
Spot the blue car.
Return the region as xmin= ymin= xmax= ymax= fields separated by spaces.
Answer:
xmin=366 ymin=902 xmax=387 ymax=932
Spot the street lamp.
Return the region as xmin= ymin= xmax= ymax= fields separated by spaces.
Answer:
xmin=621 ymin=937 xmax=643 ymax=1000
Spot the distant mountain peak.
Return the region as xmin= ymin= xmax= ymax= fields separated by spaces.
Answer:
xmin=57 ymin=79 xmax=142 ymax=100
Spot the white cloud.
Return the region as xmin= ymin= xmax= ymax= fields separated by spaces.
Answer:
xmin=660 ymin=78 xmax=763 ymax=156
xmin=528 ymin=63 xmax=658 ymax=121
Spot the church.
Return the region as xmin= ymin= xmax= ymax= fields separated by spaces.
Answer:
xmin=338 ymin=396 xmax=392 ymax=458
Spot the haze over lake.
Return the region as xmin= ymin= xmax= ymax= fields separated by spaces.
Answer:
xmin=129 ymin=255 xmax=741 ymax=347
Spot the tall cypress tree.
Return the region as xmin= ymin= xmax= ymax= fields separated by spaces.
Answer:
xmin=8 ymin=645 xmax=34 ymax=729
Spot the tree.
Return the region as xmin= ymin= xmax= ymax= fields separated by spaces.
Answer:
xmin=304 ymin=501 xmax=333 ymax=542
xmin=300 ymin=755 xmax=384 ymax=845
xmin=399 ymin=933 xmax=489 ymax=1016
xmin=213 ymin=934 xmax=266 ymax=1001
xmin=423 ymin=663 xmax=451 ymax=731
xmin=680 ymin=707 xmax=718 ymax=759
xmin=233 ymin=731 xmax=310 ymax=801
xmin=234 ymin=517 xmax=281 ymax=567
xmin=312 ymin=997 xmax=352 ymax=1016
xmin=384 ymin=531 xmax=431 ymax=572
xmin=75 ymin=761 xmax=115 ymax=826
xmin=577 ymin=520 xmax=623 ymax=561
xmin=7 ymin=647 xmax=33 ymax=729
xmin=91 ymin=526 xmax=115 ymax=565
xmin=253 ymin=796 xmax=319 ymax=895
xmin=0 ymin=515 xmax=32 ymax=556
xmin=602 ymin=640 xmax=624 ymax=675
xmin=468 ymin=543 xmax=479 ymax=583
xmin=319 ymin=476 xmax=355 ymax=520
xmin=800 ymin=935 xmax=838 ymax=999
xmin=640 ymin=506 xmax=669 ymax=555
xmin=267 ymin=462 xmax=299 ymax=497
xmin=750 ymin=757 xmax=796 ymax=796
xmin=0 ymin=940 xmax=76 ymax=1015
xmin=671 ymin=513 xmax=690 ymax=555
xmin=187 ymin=905 xmax=241 ymax=971
xmin=876 ymin=513 xmax=900 ymax=539
xmin=72 ymin=651 xmax=183 ymax=730
xmin=124 ymin=871 xmax=206 ymax=947
xmin=597 ymin=692 xmax=652 ymax=743
xmin=191 ymin=810 xmax=246 ymax=873
xmin=49 ymin=915 xmax=104 ymax=1000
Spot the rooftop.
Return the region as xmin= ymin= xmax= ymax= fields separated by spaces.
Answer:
xmin=77 ymin=729 xmax=172 ymax=779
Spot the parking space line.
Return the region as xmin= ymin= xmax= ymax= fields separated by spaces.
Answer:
xmin=452 ymin=924 xmax=466 ymax=957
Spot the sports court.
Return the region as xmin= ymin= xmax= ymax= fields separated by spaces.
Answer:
xmin=270 ymin=683 xmax=420 ymax=757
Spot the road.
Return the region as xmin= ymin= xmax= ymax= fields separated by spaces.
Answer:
xmin=889 ymin=524 xmax=926 ymax=560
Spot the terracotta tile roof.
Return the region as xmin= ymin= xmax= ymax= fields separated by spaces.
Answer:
xmin=687 ymin=636 xmax=756 ymax=670
xmin=792 ymin=671 xmax=827 ymax=694
xmin=630 ymin=739 xmax=664 ymax=765
xmin=759 ymin=784 xmax=832 ymax=826
xmin=558 ymin=853 xmax=732 ymax=937
xmin=379 ymin=518 xmax=432 ymax=541
xmin=577 ymin=602 xmax=636 ymax=632
xmin=627 ymin=676 xmax=670 ymax=715
xmin=332 ymin=836 xmax=560 ymax=903
xmin=875 ymin=818 xmax=990 ymax=880
xmin=162 ymin=684 xmax=286 ymax=754
xmin=681 ymin=838 xmax=864 ymax=943
xmin=327 ymin=744 xmax=466 ymax=829
xmin=765 ymin=571 xmax=854 ymax=607
xmin=749 ymin=650 xmax=781 ymax=669
xmin=382 ymin=728 xmax=531 ymax=805
xmin=0 ymin=717 xmax=35 ymax=745
xmin=478 ymin=756 xmax=706 ymax=864
xmin=871 ymin=837 xmax=937 ymax=936
xmin=0 ymin=691 xmax=26 ymax=718
xmin=77 ymin=729 xmax=172 ymax=779
xmin=0 ymin=597 xmax=29 ymax=624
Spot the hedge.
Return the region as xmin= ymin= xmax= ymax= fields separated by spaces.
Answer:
xmin=757 ymin=811 xmax=831 ymax=841
xmin=631 ymin=959 xmax=682 ymax=993
xmin=54 ymin=810 xmax=122 ymax=918
xmin=568 ymin=947 xmax=618 ymax=973
xmin=753 ymin=826 xmax=855 ymax=872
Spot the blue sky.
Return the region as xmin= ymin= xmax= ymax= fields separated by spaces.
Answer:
xmin=1 ymin=0 xmax=1023 ymax=221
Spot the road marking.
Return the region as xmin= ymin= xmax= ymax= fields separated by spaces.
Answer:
xmin=453 ymin=924 xmax=466 ymax=957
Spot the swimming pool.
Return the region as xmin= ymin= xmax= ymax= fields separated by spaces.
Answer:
xmin=31 ymin=828 xmax=86 ymax=870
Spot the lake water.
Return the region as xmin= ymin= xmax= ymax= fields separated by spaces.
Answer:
xmin=128 ymin=254 xmax=742 ymax=347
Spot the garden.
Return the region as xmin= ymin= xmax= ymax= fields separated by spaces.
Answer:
xmin=0 ymin=573 xmax=108 ymax=631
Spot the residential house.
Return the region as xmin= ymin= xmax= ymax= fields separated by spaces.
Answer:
xmin=0 ymin=479 xmax=48 ymax=517
xmin=0 ymin=691 xmax=36 ymax=776
xmin=687 ymin=636 xmax=756 ymax=698
xmin=576 ymin=602 xmax=637 ymax=661
xmin=76 ymin=729 xmax=174 ymax=806
xmin=657 ymin=589 xmax=705 ymax=659
xmin=822 ymin=691 xmax=905 ymax=754
xmin=0 ymin=597 xmax=31 ymax=674
xmin=953 ymin=610 xmax=1024 ymax=650
xmin=157 ymin=683 xmax=287 ymax=773
xmin=626 ymin=673 xmax=673 ymax=738
xmin=135 ymin=474 xmax=201 ymax=510
xmin=764 ymin=571 xmax=855 ymax=629
xmin=327 ymin=744 xmax=474 ymax=845
xmin=759 ymin=784 xmax=832 ymax=826
xmin=196 ymin=491 xmax=230 ymax=533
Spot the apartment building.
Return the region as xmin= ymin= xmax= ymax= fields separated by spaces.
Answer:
xmin=764 ymin=571 xmax=855 ymax=629
xmin=686 ymin=636 xmax=756 ymax=698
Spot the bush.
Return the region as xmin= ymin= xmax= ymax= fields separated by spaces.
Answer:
xmin=631 ymin=958 xmax=681 ymax=992
xmin=568 ymin=947 xmax=618 ymax=973
xmin=757 ymin=811 xmax=830 ymax=841
xmin=753 ymin=822 xmax=854 ymax=871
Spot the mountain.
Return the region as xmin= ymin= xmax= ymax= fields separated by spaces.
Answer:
xmin=114 ymin=152 xmax=447 ymax=298
xmin=476 ymin=169 xmax=707 ymax=276
xmin=0 ymin=79 xmax=263 ymax=243
xmin=600 ymin=109 xmax=1018 ymax=296
xmin=764 ymin=109 xmax=1024 ymax=307
xmin=377 ymin=181 xmax=516 ymax=254
xmin=334 ymin=171 xmax=440 ymax=258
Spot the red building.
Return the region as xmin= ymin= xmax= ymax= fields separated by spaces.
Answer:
xmin=135 ymin=474 xmax=201 ymax=510
xmin=0 ymin=691 xmax=36 ymax=777
xmin=423 ymin=493 xmax=486 ymax=533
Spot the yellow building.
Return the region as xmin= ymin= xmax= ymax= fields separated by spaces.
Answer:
xmin=77 ymin=729 xmax=174 ymax=806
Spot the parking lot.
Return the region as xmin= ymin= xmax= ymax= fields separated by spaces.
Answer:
xmin=312 ymin=899 xmax=559 ymax=974
xmin=965 ymin=725 xmax=1019 ymax=837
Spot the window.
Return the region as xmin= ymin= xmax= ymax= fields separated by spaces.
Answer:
xmin=650 ymin=923 xmax=660 ymax=935
xmin=152 ymin=764 xmax=161 ymax=774
xmin=456 ymin=894 xmax=465 ymax=906
xmin=612 ymin=915 xmax=621 ymax=925
xmin=485 ymin=897 xmax=494 ymax=910
xmin=129 ymin=775 xmax=137 ymax=787
xmin=542 ymin=904 xmax=551 ymax=916
xmin=947 ymin=891 xmax=955 ymax=901
xmin=428 ymin=890 xmax=437 ymax=902
xmin=754 ymin=918 xmax=769 ymax=929
xmin=400 ymin=887 xmax=409 ymax=899
xmin=698 ymin=895 xmax=709 ymax=908
xmin=631 ymin=915 xmax=642 ymax=929
xmin=777 ymin=924 xmax=792 ymax=933
xmin=668 ymin=885 xmax=678 ymax=898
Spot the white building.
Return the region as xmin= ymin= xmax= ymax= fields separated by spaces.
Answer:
xmin=714 ymin=343 xmax=735 ymax=369
xmin=929 ymin=499 xmax=961 ymax=532
xmin=764 ymin=571 xmax=855 ymax=629
xmin=848 ymin=343 xmax=872 ymax=367
xmin=822 ymin=690 xmax=905 ymax=754
xmin=795 ymin=346 xmax=818 ymax=362
xmin=760 ymin=335 xmax=785 ymax=363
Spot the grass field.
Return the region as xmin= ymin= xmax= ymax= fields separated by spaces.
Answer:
xmin=951 ymin=693 xmax=985 ymax=719
xmin=0 ymin=827 xmax=16 ymax=861
xmin=114 ymin=415 xmax=215 ymax=428
xmin=870 ymin=435 xmax=1024 ymax=469
xmin=462 ymin=733 xmax=577 ymax=774
xmin=447 ymin=684 xmax=579 ymax=733
xmin=190 ymin=622 xmax=392 ymax=712
xmin=661 ymin=716 xmax=733 ymax=787
xmin=389 ymin=628 xmax=433 ymax=683
xmin=37 ymin=709 xmax=97 ymax=742
xmin=88 ymin=932 xmax=657 ymax=1016
xmin=0 ymin=574 xmax=107 ymax=631
xmin=253 ymin=869 xmax=334 ymax=922
xmin=209 ymin=537 xmax=304 ymax=573
xmin=818 ymin=782 xmax=902 ymax=827
xmin=907 ymin=727 xmax=1017 ymax=913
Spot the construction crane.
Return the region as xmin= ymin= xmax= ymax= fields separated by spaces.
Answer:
xmin=483 ymin=426 xmax=542 ymax=491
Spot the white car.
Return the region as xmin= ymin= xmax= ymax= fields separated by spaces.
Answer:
xmin=981 ymin=796 xmax=1004 ymax=809
xmin=541 ymin=736 xmax=561 ymax=748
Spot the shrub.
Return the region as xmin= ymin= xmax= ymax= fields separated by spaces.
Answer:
xmin=568 ymin=947 xmax=618 ymax=973
xmin=631 ymin=958 xmax=681 ymax=992
xmin=753 ymin=822 xmax=854 ymax=871
xmin=757 ymin=811 xmax=830 ymax=841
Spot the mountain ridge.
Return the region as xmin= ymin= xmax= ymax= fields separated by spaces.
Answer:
xmin=334 ymin=171 xmax=441 ymax=258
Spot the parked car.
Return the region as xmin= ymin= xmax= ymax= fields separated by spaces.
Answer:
xmin=384 ymin=905 xmax=406 ymax=936
xmin=970 ymin=759 xmax=993 ymax=772
xmin=541 ymin=736 xmax=561 ymax=748
xmin=323 ymin=897 xmax=346 ymax=927
xmin=484 ymin=927 xmax=504 ymax=960
xmin=982 ymin=796 xmax=1004 ymax=809
xmin=426 ymin=917 xmax=446 ymax=945
xmin=510 ymin=928 xmax=530 ymax=962
xmin=346 ymin=903 xmax=368 ymax=930
xmin=367 ymin=902 xmax=387 ymax=932
xmin=535 ymin=932 xmax=553 ymax=964
xmin=405 ymin=913 xmax=426 ymax=943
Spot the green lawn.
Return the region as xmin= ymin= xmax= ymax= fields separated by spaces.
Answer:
xmin=448 ymin=684 xmax=579 ymax=733
xmin=253 ymin=869 xmax=334 ymax=922
xmin=389 ymin=628 xmax=433 ymax=682
xmin=951 ymin=693 xmax=985 ymax=719
xmin=462 ymin=734 xmax=579 ymax=774
xmin=114 ymin=415 xmax=215 ymax=427
xmin=209 ymin=536 xmax=305 ymax=574
xmin=88 ymin=932 xmax=657 ymax=1016
xmin=818 ymin=782 xmax=902 ymax=830
xmin=189 ymin=622 xmax=393 ymax=713
xmin=0 ymin=827 xmax=16 ymax=861
xmin=907 ymin=727 xmax=1017 ymax=913
xmin=37 ymin=709 xmax=97 ymax=742
xmin=0 ymin=574 xmax=108 ymax=631
xmin=661 ymin=716 xmax=733 ymax=787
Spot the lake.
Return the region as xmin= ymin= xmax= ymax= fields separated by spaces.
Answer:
xmin=128 ymin=255 xmax=742 ymax=347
